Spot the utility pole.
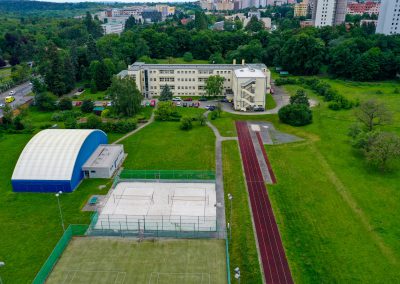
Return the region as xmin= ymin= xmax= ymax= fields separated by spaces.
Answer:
xmin=55 ymin=191 xmax=65 ymax=232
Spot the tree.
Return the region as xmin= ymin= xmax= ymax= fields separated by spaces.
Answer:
xmin=355 ymin=99 xmax=392 ymax=131
xmin=85 ymin=114 xmax=102 ymax=129
xmin=159 ymin=85 xmax=173 ymax=101
xmin=183 ymin=52 xmax=193 ymax=62
xmin=90 ymin=60 xmax=111 ymax=91
xmin=11 ymin=64 xmax=30 ymax=84
xmin=245 ymin=16 xmax=264 ymax=33
xmin=125 ymin=16 xmax=136 ymax=31
xmin=280 ymin=33 xmax=325 ymax=75
xmin=81 ymin=99 xmax=94 ymax=113
xmin=365 ymin=132 xmax=400 ymax=171
xmin=209 ymin=52 xmax=225 ymax=64
xmin=290 ymin=89 xmax=309 ymax=106
xmin=86 ymin=35 xmax=100 ymax=62
xmin=107 ymin=76 xmax=142 ymax=117
xmin=197 ymin=113 xmax=207 ymax=126
xmin=194 ymin=11 xmax=208 ymax=30
xmin=58 ymin=97 xmax=73 ymax=111
xmin=35 ymin=92 xmax=57 ymax=111
xmin=205 ymin=75 xmax=224 ymax=97
xmin=0 ymin=57 xmax=6 ymax=67
xmin=278 ymin=104 xmax=312 ymax=126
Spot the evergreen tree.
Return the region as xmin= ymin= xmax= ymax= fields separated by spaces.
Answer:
xmin=194 ymin=11 xmax=208 ymax=30
xmin=125 ymin=16 xmax=136 ymax=31
xmin=159 ymin=85 xmax=173 ymax=101
xmin=86 ymin=35 xmax=100 ymax=62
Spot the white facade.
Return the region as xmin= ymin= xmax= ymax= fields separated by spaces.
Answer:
xmin=82 ymin=145 xmax=125 ymax=179
xmin=123 ymin=62 xmax=271 ymax=111
xmin=101 ymin=23 xmax=124 ymax=35
xmin=312 ymin=0 xmax=346 ymax=27
xmin=376 ymin=0 xmax=400 ymax=35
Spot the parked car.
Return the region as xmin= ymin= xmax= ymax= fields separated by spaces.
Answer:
xmin=199 ymin=97 xmax=207 ymax=102
xmin=183 ymin=102 xmax=188 ymax=107
xmin=150 ymin=100 xmax=156 ymax=107
xmin=0 ymin=103 xmax=5 ymax=108
xmin=205 ymin=105 xmax=216 ymax=111
xmin=146 ymin=101 xmax=150 ymax=107
xmin=183 ymin=97 xmax=193 ymax=101
xmin=9 ymin=91 xmax=15 ymax=95
xmin=5 ymin=96 xmax=15 ymax=103
xmin=172 ymin=97 xmax=182 ymax=102
xmin=220 ymin=98 xmax=229 ymax=103
xmin=78 ymin=87 xmax=84 ymax=92
xmin=193 ymin=102 xmax=200 ymax=108
xmin=107 ymin=102 xmax=112 ymax=107
xmin=176 ymin=101 xmax=182 ymax=107
xmin=253 ymin=106 xmax=265 ymax=112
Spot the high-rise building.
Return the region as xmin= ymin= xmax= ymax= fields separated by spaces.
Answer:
xmin=311 ymin=0 xmax=346 ymax=27
xmin=376 ymin=0 xmax=400 ymax=35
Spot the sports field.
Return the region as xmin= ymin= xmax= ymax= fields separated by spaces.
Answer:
xmin=46 ymin=237 xmax=227 ymax=284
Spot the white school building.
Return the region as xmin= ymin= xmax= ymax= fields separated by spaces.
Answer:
xmin=121 ymin=60 xmax=271 ymax=111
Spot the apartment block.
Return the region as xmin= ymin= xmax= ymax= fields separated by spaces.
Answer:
xmin=123 ymin=61 xmax=271 ymax=111
xmin=376 ymin=0 xmax=400 ymax=35
xmin=347 ymin=2 xmax=380 ymax=16
xmin=294 ymin=3 xmax=309 ymax=17
xmin=312 ymin=0 xmax=346 ymax=27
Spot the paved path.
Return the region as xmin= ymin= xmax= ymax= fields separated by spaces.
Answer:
xmin=236 ymin=121 xmax=293 ymax=284
xmin=0 ymin=82 xmax=33 ymax=117
xmin=112 ymin=112 xmax=155 ymax=144
xmin=204 ymin=112 xmax=237 ymax=238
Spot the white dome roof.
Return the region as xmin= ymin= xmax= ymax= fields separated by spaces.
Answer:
xmin=12 ymin=129 xmax=103 ymax=181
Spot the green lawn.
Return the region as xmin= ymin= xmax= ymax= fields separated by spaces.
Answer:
xmin=72 ymin=90 xmax=107 ymax=101
xmin=0 ymin=134 xmax=113 ymax=283
xmin=155 ymin=57 xmax=208 ymax=64
xmin=0 ymin=67 xmax=11 ymax=78
xmin=121 ymin=120 xmax=215 ymax=170
xmin=222 ymin=141 xmax=262 ymax=283
xmin=265 ymin=93 xmax=277 ymax=110
xmin=47 ymin=238 xmax=227 ymax=284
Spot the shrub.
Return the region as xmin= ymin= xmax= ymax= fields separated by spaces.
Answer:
xmin=210 ymin=110 xmax=218 ymax=120
xmin=274 ymin=78 xmax=298 ymax=86
xmin=394 ymin=88 xmax=400 ymax=94
xmin=290 ymin=89 xmax=309 ymax=106
xmin=101 ymin=109 xmax=110 ymax=118
xmin=180 ymin=116 xmax=193 ymax=130
xmin=81 ymin=99 xmax=94 ymax=113
xmin=64 ymin=117 xmax=77 ymax=129
xmin=85 ymin=114 xmax=102 ymax=129
xmin=155 ymin=101 xmax=181 ymax=121
xmin=58 ymin=97 xmax=73 ymax=111
xmin=278 ymin=104 xmax=312 ymax=126
xmin=35 ymin=92 xmax=57 ymax=111
xmin=183 ymin=52 xmax=193 ymax=62
xmin=376 ymin=90 xmax=383 ymax=95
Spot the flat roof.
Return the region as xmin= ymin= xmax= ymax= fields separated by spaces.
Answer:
xmin=234 ymin=67 xmax=266 ymax=78
xmin=83 ymin=144 xmax=123 ymax=169
xmin=128 ymin=62 xmax=267 ymax=71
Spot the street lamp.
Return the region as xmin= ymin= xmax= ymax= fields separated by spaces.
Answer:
xmin=227 ymin=193 xmax=233 ymax=240
xmin=0 ymin=261 xmax=5 ymax=284
xmin=55 ymin=191 xmax=65 ymax=232
xmin=234 ymin=267 xmax=240 ymax=284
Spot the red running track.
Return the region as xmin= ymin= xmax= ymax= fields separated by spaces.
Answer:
xmin=236 ymin=121 xmax=293 ymax=284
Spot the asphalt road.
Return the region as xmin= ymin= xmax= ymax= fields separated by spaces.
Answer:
xmin=0 ymin=82 xmax=33 ymax=117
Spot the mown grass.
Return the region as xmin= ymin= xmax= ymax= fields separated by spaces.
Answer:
xmin=0 ymin=134 xmax=112 ymax=283
xmin=121 ymin=119 xmax=215 ymax=170
xmin=72 ymin=90 xmax=107 ymax=101
xmin=265 ymin=93 xmax=277 ymax=110
xmin=222 ymin=140 xmax=262 ymax=283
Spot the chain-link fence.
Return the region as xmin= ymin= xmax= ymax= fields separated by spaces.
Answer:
xmin=118 ymin=169 xmax=216 ymax=181
xmin=32 ymin=225 xmax=88 ymax=284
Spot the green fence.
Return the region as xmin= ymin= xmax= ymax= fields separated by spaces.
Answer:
xmin=119 ymin=170 xmax=215 ymax=181
xmin=32 ymin=224 xmax=88 ymax=284
xmin=226 ymin=237 xmax=232 ymax=284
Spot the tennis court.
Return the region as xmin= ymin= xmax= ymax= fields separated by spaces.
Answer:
xmin=46 ymin=237 xmax=227 ymax=284
xmin=94 ymin=181 xmax=217 ymax=232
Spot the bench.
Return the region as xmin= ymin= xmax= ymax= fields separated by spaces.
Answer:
xmin=89 ymin=196 xmax=98 ymax=205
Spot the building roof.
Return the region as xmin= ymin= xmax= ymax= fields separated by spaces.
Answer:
xmin=234 ymin=67 xmax=266 ymax=78
xmin=128 ymin=62 xmax=267 ymax=71
xmin=12 ymin=129 xmax=106 ymax=181
xmin=83 ymin=144 xmax=123 ymax=169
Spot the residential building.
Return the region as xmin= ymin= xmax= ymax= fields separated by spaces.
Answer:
xmin=155 ymin=5 xmax=176 ymax=17
xmin=294 ymin=3 xmax=309 ymax=17
xmin=312 ymin=0 xmax=347 ymax=27
xmin=122 ymin=61 xmax=271 ymax=111
xmin=101 ymin=23 xmax=124 ymax=35
xmin=347 ymin=2 xmax=380 ymax=16
xmin=376 ymin=0 xmax=400 ymax=35
xmin=360 ymin=19 xmax=378 ymax=27
xmin=300 ymin=19 xmax=314 ymax=27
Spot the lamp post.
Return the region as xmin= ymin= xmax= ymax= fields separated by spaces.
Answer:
xmin=234 ymin=267 xmax=241 ymax=284
xmin=55 ymin=191 xmax=65 ymax=232
xmin=0 ymin=261 xmax=5 ymax=284
xmin=228 ymin=193 xmax=233 ymax=240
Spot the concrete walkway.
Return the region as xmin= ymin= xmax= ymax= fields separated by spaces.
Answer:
xmin=204 ymin=111 xmax=237 ymax=238
xmin=112 ymin=112 xmax=155 ymax=144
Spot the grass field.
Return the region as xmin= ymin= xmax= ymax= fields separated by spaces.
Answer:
xmin=265 ymin=93 xmax=277 ymax=110
xmin=46 ymin=237 xmax=227 ymax=284
xmin=72 ymin=90 xmax=107 ymax=101
xmin=121 ymin=119 xmax=215 ymax=171
xmin=222 ymin=141 xmax=262 ymax=283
